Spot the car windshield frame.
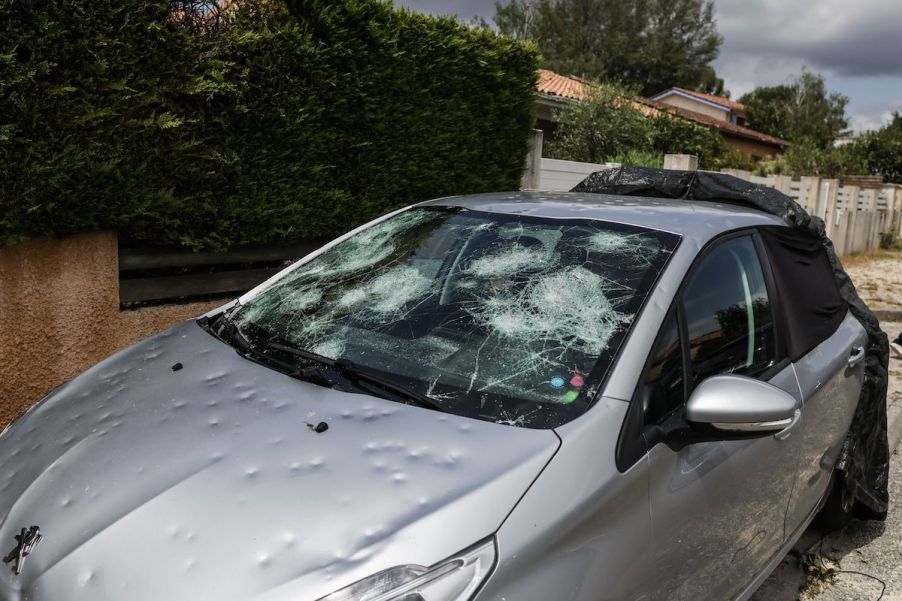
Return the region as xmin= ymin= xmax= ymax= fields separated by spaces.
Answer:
xmin=221 ymin=206 xmax=681 ymax=429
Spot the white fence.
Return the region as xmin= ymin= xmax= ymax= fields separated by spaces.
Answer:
xmin=536 ymin=158 xmax=615 ymax=192
xmin=720 ymin=169 xmax=902 ymax=257
xmin=526 ymin=155 xmax=902 ymax=258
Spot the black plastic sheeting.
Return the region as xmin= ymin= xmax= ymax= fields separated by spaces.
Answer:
xmin=572 ymin=166 xmax=890 ymax=518
xmin=756 ymin=226 xmax=847 ymax=362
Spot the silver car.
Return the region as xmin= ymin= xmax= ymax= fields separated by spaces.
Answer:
xmin=0 ymin=192 xmax=870 ymax=601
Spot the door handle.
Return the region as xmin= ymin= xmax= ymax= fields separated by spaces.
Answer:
xmin=774 ymin=409 xmax=801 ymax=441
xmin=847 ymin=346 xmax=865 ymax=367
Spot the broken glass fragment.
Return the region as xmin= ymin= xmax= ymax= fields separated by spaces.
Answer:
xmin=232 ymin=207 xmax=679 ymax=428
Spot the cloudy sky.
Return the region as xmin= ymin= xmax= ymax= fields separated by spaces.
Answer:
xmin=393 ymin=0 xmax=902 ymax=133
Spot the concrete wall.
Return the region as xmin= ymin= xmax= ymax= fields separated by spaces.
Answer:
xmin=538 ymin=157 xmax=615 ymax=191
xmin=0 ymin=232 xmax=220 ymax=427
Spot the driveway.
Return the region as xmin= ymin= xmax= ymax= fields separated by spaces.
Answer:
xmin=753 ymin=319 xmax=902 ymax=601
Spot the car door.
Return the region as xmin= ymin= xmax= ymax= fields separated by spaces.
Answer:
xmin=757 ymin=232 xmax=871 ymax=533
xmin=784 ymin=314 xmax=867 ymax=530
xmin=635 ymin=233 xmax=802 ymax=601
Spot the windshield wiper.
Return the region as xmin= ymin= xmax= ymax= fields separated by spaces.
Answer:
xmin=265 ymin=341 xmax=449 ymax=413
xmin=201 ymin=311 xmax=301 ymax=374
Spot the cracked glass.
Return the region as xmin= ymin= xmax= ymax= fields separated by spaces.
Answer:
xmin=232 ymin=207 xmax=680 ymax=428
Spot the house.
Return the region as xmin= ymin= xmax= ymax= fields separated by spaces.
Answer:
xmin=535 ymin=69 xmax=790 ymax=160
xmin=650 ymin=87 xmax=748 ymax=126
xmin=834 ymin=135 xmax=861 ymax=148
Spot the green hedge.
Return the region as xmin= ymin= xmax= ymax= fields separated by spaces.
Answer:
xmin=0 ymin=0 xmax=538 ymax=249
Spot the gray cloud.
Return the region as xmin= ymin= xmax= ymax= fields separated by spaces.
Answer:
xmin=716 ymin=0 xmax=902 ymax=78
xmin=395 ymin=0 xmax=902 ymax=132
xmin=394 ymin=0 xmax=493 ymax=19
xmin=399 ymin=0 xmax=902 ymax=78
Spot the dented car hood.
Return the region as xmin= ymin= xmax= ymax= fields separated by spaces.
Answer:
xmin=0 ymin=322 xmax=559 ymax=601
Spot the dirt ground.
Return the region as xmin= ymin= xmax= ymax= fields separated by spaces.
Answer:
xmin=752 ymin=250 xmax=902 ymax=601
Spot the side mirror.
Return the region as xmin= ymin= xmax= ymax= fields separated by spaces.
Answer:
xmin=686 ymin=375 xmax=800 ymax=438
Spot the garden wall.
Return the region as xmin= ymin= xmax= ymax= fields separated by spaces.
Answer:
xmin=0 ymin=233 xmax=219 ymax=426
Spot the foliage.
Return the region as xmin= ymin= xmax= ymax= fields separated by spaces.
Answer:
xmin=546 ymin=84 xmax=651 ymax=164
xmin=709 ymin=149 xmax=758 ymax=173
xmin=749 ymin=144 xmax=867 ymax=178
xmin=546 ymin=83 xmax=725 ymax=167
xmin=607 ymin=149 xmax=663 ymax=169
xmin=739 ymin=71 xmax=849 ymax=148
xmin=648 ymin=113 xmax=725 ymax=166
xmin=800 ymin=552 xmax=838 ymax=597
xmin=0 ymin=0 xmax=539 ymax=249
xmin=849 ymin=112 xmax=902 ymax=184
xmin=493 ymin=0 xmax=723 ymax=97
xmin=879 ymin=232 xmax=902 ymax=251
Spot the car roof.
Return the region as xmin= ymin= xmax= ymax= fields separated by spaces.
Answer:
xmin=420 ymin=191 xmax=787 ymax=246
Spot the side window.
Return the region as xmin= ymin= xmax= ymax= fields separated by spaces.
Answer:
xmin=640 ymin=312 xmax=685 ymax=425
xmin=682 ymin=235 xmax=777 ymax=388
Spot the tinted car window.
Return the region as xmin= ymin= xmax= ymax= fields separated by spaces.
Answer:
xmin=640 ymin=312 xmax=685 ymax=425
xmin=229 ymin=207 xmax=679 ymax=429
xmin=682 ymin=235 xmax=776 ymax=388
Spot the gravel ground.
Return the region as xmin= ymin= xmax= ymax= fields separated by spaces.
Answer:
xmin=844 ymin=251 xmax=902 ymax=311
xmin=751 ymin=307 xmax=902 ymax=600
xmin=754 ymin=424 xmax=902 ymax=601
xmin=800 ymin=319 xmax=902 ymax=601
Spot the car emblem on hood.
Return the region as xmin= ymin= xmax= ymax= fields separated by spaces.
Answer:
xmin=3 ymin=526 xmax=42 ymax=575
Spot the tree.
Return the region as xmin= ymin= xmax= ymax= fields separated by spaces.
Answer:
xmin=493 ymin=0 xmax=722 ymax=97
xmin=546 ymin=81 xmax=724 ymax=167
xmin=851 ymin=112 xmax=902 ymax=183
xmin=547 ymin=84 xmax=652 ymax=163
xmin=739 ymin=71 xmax=849 ymax=148
xmin=753 ymin=145 xmax=868 ymax=179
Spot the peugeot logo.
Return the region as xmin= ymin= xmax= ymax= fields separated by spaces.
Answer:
xmin=3 ymin=526 xmax=42 ymax=575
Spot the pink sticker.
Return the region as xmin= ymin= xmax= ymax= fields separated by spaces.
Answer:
xmin=570 ymin=375 xmax=585 ymax=388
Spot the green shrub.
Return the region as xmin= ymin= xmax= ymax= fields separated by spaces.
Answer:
xmin=608 ymin=149 xmax=664 ymax=169
xmin=709 ymin=149 xmax=759 ymax=172
xmin=879 ymin=232 xmax=902 ymax=251
xmin=850 ymin=113 xmax=902 ymax=184
xmin=648 ymin=114 xmax=725 ymax=168
xmin=748 ymin=144 xmax=868 ymax=178
xmin=546 ymin=81 xmax=725 ymax=168
xmin=546 ymin=84 xmax=652 ymax=164
xmin=0 ymin=0 xmax=538 ymax=249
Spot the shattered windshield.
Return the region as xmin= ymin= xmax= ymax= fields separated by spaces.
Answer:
xmin=231 ymin=207 xmax=679 ymax=428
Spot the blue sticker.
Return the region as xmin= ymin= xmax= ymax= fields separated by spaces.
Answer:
xmin=550 ymin=375 xmax=566 ymax=389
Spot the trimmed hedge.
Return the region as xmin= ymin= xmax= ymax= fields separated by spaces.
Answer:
xmin=0 ymin=0 xmax=538 ymax=249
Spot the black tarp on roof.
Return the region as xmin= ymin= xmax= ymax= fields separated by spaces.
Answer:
xmin=572 ymin=166 xmax=890 ymax=517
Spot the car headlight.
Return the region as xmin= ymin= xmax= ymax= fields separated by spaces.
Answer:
xmin=318 ymin=539 xmax=496 ymax=601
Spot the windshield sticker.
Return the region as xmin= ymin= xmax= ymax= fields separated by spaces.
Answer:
xmin=562 ymin=390 xmax=580 ymax=404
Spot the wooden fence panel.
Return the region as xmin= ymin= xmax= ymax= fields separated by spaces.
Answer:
xmin=522 ymin=152 xmax=901 ymax=256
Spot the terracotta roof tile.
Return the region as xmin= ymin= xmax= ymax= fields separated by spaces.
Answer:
xmin=536 ymin=69 xmax=787 ymax=149
xmin=635 ymin=96 xmax=789 ymax=147
xmin=536 ymin=69 xmax=591 ymax=101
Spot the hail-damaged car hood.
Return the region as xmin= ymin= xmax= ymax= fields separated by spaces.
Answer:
xmin=0 ymin=321 xmax=559 ymax=601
